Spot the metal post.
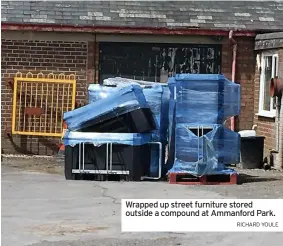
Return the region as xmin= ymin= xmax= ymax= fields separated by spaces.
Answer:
xmin=106 ymin=143 xmax=109 ymax=172
xmin=72 ymin=142 xmax=129 ymax=175
xmin=109 ymin=143 xmax=113 ymax=171
xmin=141 ymin=142 xmax=162 ymax=180
xmin=197 ymin=126 xmax=200 ymax=162
xmin=202 ymin=126 xmax=204 ymax=162
xmin=82 ymin=142 xmax=85 ymax=171
xmin=78 ymin=143 xmax=81 ymax=172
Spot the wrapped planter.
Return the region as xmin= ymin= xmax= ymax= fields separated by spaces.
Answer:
xmin=63 ymin=131 xmax=161 ymax=181
xmin=64 ymin=85 xmax=153 ymax=132
xmin=87 ymin=80 xmax=170 ymax=177
xmin=170 ymin=124 xmax=240 ymax=176
xmin=168 ymin=74 xmax=241 ymax=177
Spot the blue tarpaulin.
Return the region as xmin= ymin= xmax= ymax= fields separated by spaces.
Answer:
xmin=174 ymin=74 xmax=240 ymax=125
xmin=87 ymin=79 xmax=170 ymax=176
xmin=64 ymin=74 xmax=240 ymax=178
xmin=89 ymin=81 xmax=170 ymax=142
xmin=63 ymin=130 xmax=153 ymax=147
xmin=64 ymin=85 xmax=149 ymax=131
xmin=170 ymin=124 xmax=240 ymax=176
xmin=167 ymin=74 xmax=241 ymax=176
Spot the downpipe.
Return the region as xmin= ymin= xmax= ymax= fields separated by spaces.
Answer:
xmin=270 ymin=78 xmax=283 ymax=169
xmin=229 ymin=30 xmax=237 ymax=131
xmin=141 ymin=142 xmax=163 ymax=180
xmin=280 ymin=96 xmax=283 ymax=169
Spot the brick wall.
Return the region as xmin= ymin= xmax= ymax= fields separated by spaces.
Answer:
xmin=222 ymin=37 xmax=256 ymax=131
xmin=1 ymin=35 xmax=256 ymax=155
xmin=87 ymin=41 xmax=99 ymax=84
xmin=279 ymin=49 xmax=283 ymax=78
xmin=279 ymin=49 xmax=283 ymax=169
xmin=253 ymin=63 xmax=276 ymax=157
xmin=1 ymin=39 xmax=89 ymax=155
xmin=253 ymin=48 xmax=283 ymax=159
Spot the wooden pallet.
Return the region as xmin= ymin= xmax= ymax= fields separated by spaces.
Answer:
xmin=73 ymin=173 xmax=131 ymax=181
xmin=168 ymin=172 xmax=237 ymax=185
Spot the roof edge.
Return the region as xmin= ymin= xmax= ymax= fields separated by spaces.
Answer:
xmin=1 ymin=23 xmax=256 ymax=37
xmin=255 ymin=32 xmax=283 ymax=41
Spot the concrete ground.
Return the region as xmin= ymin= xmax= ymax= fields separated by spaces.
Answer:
xmin=1 ymin=157 xmax=283 ymax=246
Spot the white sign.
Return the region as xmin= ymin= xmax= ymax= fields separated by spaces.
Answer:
xmin=121 ymin=199 xmax=283 ymax=232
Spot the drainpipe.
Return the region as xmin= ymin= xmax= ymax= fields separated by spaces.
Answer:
xmin=229 ymin=30 xmax=237 ymax=131
xmin=270 ymin=78 xmax=283 ymax=169
xmin=278 ymin=95 xmax=283 ymax=169
xmin=280 ymin=95 xmax=283 ymax=169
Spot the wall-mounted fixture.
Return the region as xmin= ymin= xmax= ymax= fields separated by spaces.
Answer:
xmin=270 ymin=77 xmax=283 ymax=97
xmin=270 ymin=77 xmax=283 ymax=169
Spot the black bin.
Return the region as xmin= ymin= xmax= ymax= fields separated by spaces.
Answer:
xmin=240 ymin=136 xmax=265 ymax=169
xmin=76 ymin=108 xmax=156 ymax=133
xmin=65 ymin=143 xmax=151 ymax=181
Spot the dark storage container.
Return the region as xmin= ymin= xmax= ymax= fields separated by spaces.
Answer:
xmin=65 ymin=143 xmax=151 ymax=181
xmin=240 ymin=136 xmax=265 ymax=169
xmin=78 ymin=108 xmax=156 ymax=133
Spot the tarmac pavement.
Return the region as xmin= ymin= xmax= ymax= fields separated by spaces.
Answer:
xmin=2 ymin=162 xmax=283 ymax=246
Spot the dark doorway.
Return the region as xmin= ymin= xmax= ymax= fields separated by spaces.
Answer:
xmin=99 ymin=42 xmax=221 ymax=83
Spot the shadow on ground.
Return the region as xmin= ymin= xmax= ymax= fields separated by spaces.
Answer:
xmin=237 ymin=173 xmax=281 ymax=184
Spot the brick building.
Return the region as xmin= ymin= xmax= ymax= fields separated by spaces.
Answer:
xmin=254 ymin=32 xmax=283 ymax=169
xmin=1 ymin=1 xmax=283 ymax=161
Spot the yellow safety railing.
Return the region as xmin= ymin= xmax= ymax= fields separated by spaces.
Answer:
xmin=12 ymin=72 xmax=76 ymax=137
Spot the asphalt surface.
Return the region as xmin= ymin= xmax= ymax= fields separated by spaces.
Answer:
xmin=2 ymin=161 xmax=283 ymax=246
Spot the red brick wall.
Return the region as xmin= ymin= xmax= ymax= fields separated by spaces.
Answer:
xmin=87 ymin=41 xmax=99 ymax=84
xmin=279 ymin=49 xmax=283 ymax=78
xmin=1 ymin=39 xmax=89 ymax=155
xmin=279 ymin=49 xmax=283 ymax=168
xmin=222 ymin=37 xmax=256 ymax=131
xmin=253 ymin=48 xmax=283 ymax=158
xmin=1 ymin=35 xmax=256 ymax=155
xmin=253 ymin=55 xmax=276 ymax=156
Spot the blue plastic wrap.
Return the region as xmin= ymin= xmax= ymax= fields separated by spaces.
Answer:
xmin=143 ymin=85 xmax=169 ymax=175
xmin=167 ymin=74 xmax=241 ymax=176
xmin=88 ymin=81 xmax=155 ymax=104
xmin=64 ymin=85 xmax=149 ymax=131
xmin=89 ymin=80 xmax=170 ymax=141
xmin=88 ymin=84 xmax=118 ymax=103
xmin=169 ymin=124 xmax=240 ymax=176
xmin=166 ymin=77 xmax=176 ymax=170
xmin=102 ymin=77 xmax=170 ymax=140
xmin=63 ymin=130 xmax=161 ymax=177
xmin=174 ymin=74 xmax=240 ymax=125
xmin=168 ymin=77 xmax=176 ymax=148
xmin=143 ymin=85 xmax=165 ymax=141
xmin=63 ymin=130 xmax=152 ymax=147
xmin=103 ymin=77 xmax=167 ymax=87
xmin=160 ymin=86 xmax=170 ymax=142
xmin=91 ymin=78 xmax=170 ymax=177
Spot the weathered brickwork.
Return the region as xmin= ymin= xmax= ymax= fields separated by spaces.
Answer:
xmin=1 ymin=39 xmax=88 ymax=155
xmin=253 ymin=48 xmax=283 ymax=159
xmin=1 ymin=35 xmax=256 ymax=155
xmin=222 ymin=37 xmax=256 ymax=131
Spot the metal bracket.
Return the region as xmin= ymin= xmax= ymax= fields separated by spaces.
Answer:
xmin=188 ymin=126 xmax=213 ymax=163
xmin=74 ymin=142 xmax=129 ymax=175
xmin=4 ymin=126 xmax=12 ymax=138
xmin=72 ymin=142 xmax=162 ymax=179
xmin=141 ymin=142 xmax=162 ymax=180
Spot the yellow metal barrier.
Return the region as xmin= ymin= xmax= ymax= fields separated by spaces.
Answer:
xmin=12 ymin=72 xmax=76 ymax=137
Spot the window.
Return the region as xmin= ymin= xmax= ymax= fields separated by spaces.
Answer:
xmin=259 ymin=52 xmax=278 ymax=117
